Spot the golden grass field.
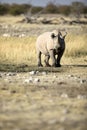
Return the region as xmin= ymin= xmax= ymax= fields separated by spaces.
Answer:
xmin=0 ymin=16 xmax=87 ymax=66
xmin=0 ymin=30 xmax=87 ymax=66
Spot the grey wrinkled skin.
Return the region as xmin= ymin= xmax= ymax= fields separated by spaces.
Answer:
xmin=36 ymin=30 xmax=67 ymax=67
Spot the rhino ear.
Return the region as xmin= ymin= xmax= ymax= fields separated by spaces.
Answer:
xmin=51 ymin=33 xmax=55 ymax=39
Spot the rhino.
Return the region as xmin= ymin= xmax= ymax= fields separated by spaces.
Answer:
xmin=36 ymin=30 xmax=67 ymax=67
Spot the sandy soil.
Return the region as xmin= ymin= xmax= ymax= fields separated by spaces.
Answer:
xmin=0 ymin=65 xmax=87 ymax=130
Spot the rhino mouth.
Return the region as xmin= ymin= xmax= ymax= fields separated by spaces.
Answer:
xmin=54 ymin=48 xmax=61 ymax=54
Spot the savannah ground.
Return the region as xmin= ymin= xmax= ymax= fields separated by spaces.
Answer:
xmin=0 ymin=15 xmax=87 ymax=130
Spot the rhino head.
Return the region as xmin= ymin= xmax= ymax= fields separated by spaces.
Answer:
xmin=51 ymin=30 xmax=67 ymax=51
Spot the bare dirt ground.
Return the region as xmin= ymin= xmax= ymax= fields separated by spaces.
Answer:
xmin=0 ymin=65 xmax=87 ymax=130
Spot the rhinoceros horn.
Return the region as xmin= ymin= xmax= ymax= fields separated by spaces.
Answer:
xmin=63 ymin=32 xmax=67 ymax=39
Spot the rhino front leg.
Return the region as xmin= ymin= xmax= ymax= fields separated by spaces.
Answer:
xmin=49 ymin=50 xmax=56 ymax=67
xmin=44 ymin=55 xmax=51 ymax=67
xmin=37 ymin=51 xmax=43 ymax=67
xmin=56 ymin=49 xmax=64 ymax=67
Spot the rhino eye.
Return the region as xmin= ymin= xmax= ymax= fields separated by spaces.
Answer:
xmin=51 ymin=33 xmax=56 ymax=39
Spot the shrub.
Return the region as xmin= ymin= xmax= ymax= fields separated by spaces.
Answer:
xmin=45 ymin=2 xmax=59 ymax=14
xmin=58 ymin=5 xmax=71 ymax=16
xmin=31 ymin=6 xmax=43 ymax=14
xmin=0 ymin=4 xmax=9 ymax=15
xmin=83 ymin=6 xmax=87 ymax=14
xmin=9 ymin=4 xmax=31 ymax=15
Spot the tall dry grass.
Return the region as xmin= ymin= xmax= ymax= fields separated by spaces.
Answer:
xmin=0 ymin=36 xmax=36 ymax=65
xmin=65 ymin=33 xmax=87 ymax=57
xmin=0 ymin=33 xmax=87 ymax=65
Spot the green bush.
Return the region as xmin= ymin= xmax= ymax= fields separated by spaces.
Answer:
xmin=31 ymin=6 xmax=43 ymax=14
xmin=71 ymin=2 xmax=85 ymax=15
xmin=0 ymin=3 xmax=31 ymax=16
xmin=0 ymin=2 xmax=86 ymax=16
xmin=0 ymin=4 xmax=9 ymax=15
xmin=83 ymin=6 xmax=87 ymax=14
xmin=58 ymin=5 xmax=71 ymax=15
xmin=45 ymin=2 xmax=59 ymax=14
xmin=9 ymin=4 xmax=31 ymax=15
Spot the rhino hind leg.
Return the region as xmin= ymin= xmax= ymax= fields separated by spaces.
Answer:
xmin=44 ymin=55 xmax=51 ymax=67
xmin=37 ymin=51 xmax=43 ymax=67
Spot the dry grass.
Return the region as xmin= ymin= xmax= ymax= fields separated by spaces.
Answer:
xmin=0 ymin=15 xmax=87 ymax=66
xmin=0 ymin=33 xmax=87 ymax=66
xmin=0 ymin=36 xmax=36 ymax=65
xmin=65 ymin=33 xmax=87 ymax=57
xmin=0 ymin=15 xmax=23 ymax=24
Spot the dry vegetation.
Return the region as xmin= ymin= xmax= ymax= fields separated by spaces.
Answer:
xmin=0 ymin=17 xmax=87 ymax=66
xmin=0 ymin=36 xmax=36 ymax=65
xmin=0 ymin=33 xmax=87 ymax=65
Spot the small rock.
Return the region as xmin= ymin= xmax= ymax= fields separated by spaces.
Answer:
xmin=3 ymin=33 xmax=10 ymax=37
xmin=68 ymin=75 xmax=74 ymax=78
xmin=6 ymin=73 xmax=12 ymax=76
xmin=29 ymin=77 xmax=33 ymax=82
xmin=80 ymin=79 xmax=86 ymax=84
xmin=36 ymin=71 xmax=39 ymax=74
xmin=42 ymin=71 xmax=47 ymax=75
xmin=61 ymin=93 xmax=68 ymax=98
xmin=74 ymin=76 xmax=78 ymax=80
xmin=53 ymin=75 xmax=57 ymax=78
xmin=77 ymin=95 xmax=86 ymax=99
xmin=24 ymin=77 xmax=33 ymax=83
xmin=6 ymin=73 xmax=16 ymax=76
xmin=19 ymin=34 xmax=26 ymax=37
xmin=34 ymin=78 xmax=40 ymax=83
xmin=24 ymin=79 xmax=29 ymax=83
xmin=29 ymin=71 xmax=36 ymax=75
